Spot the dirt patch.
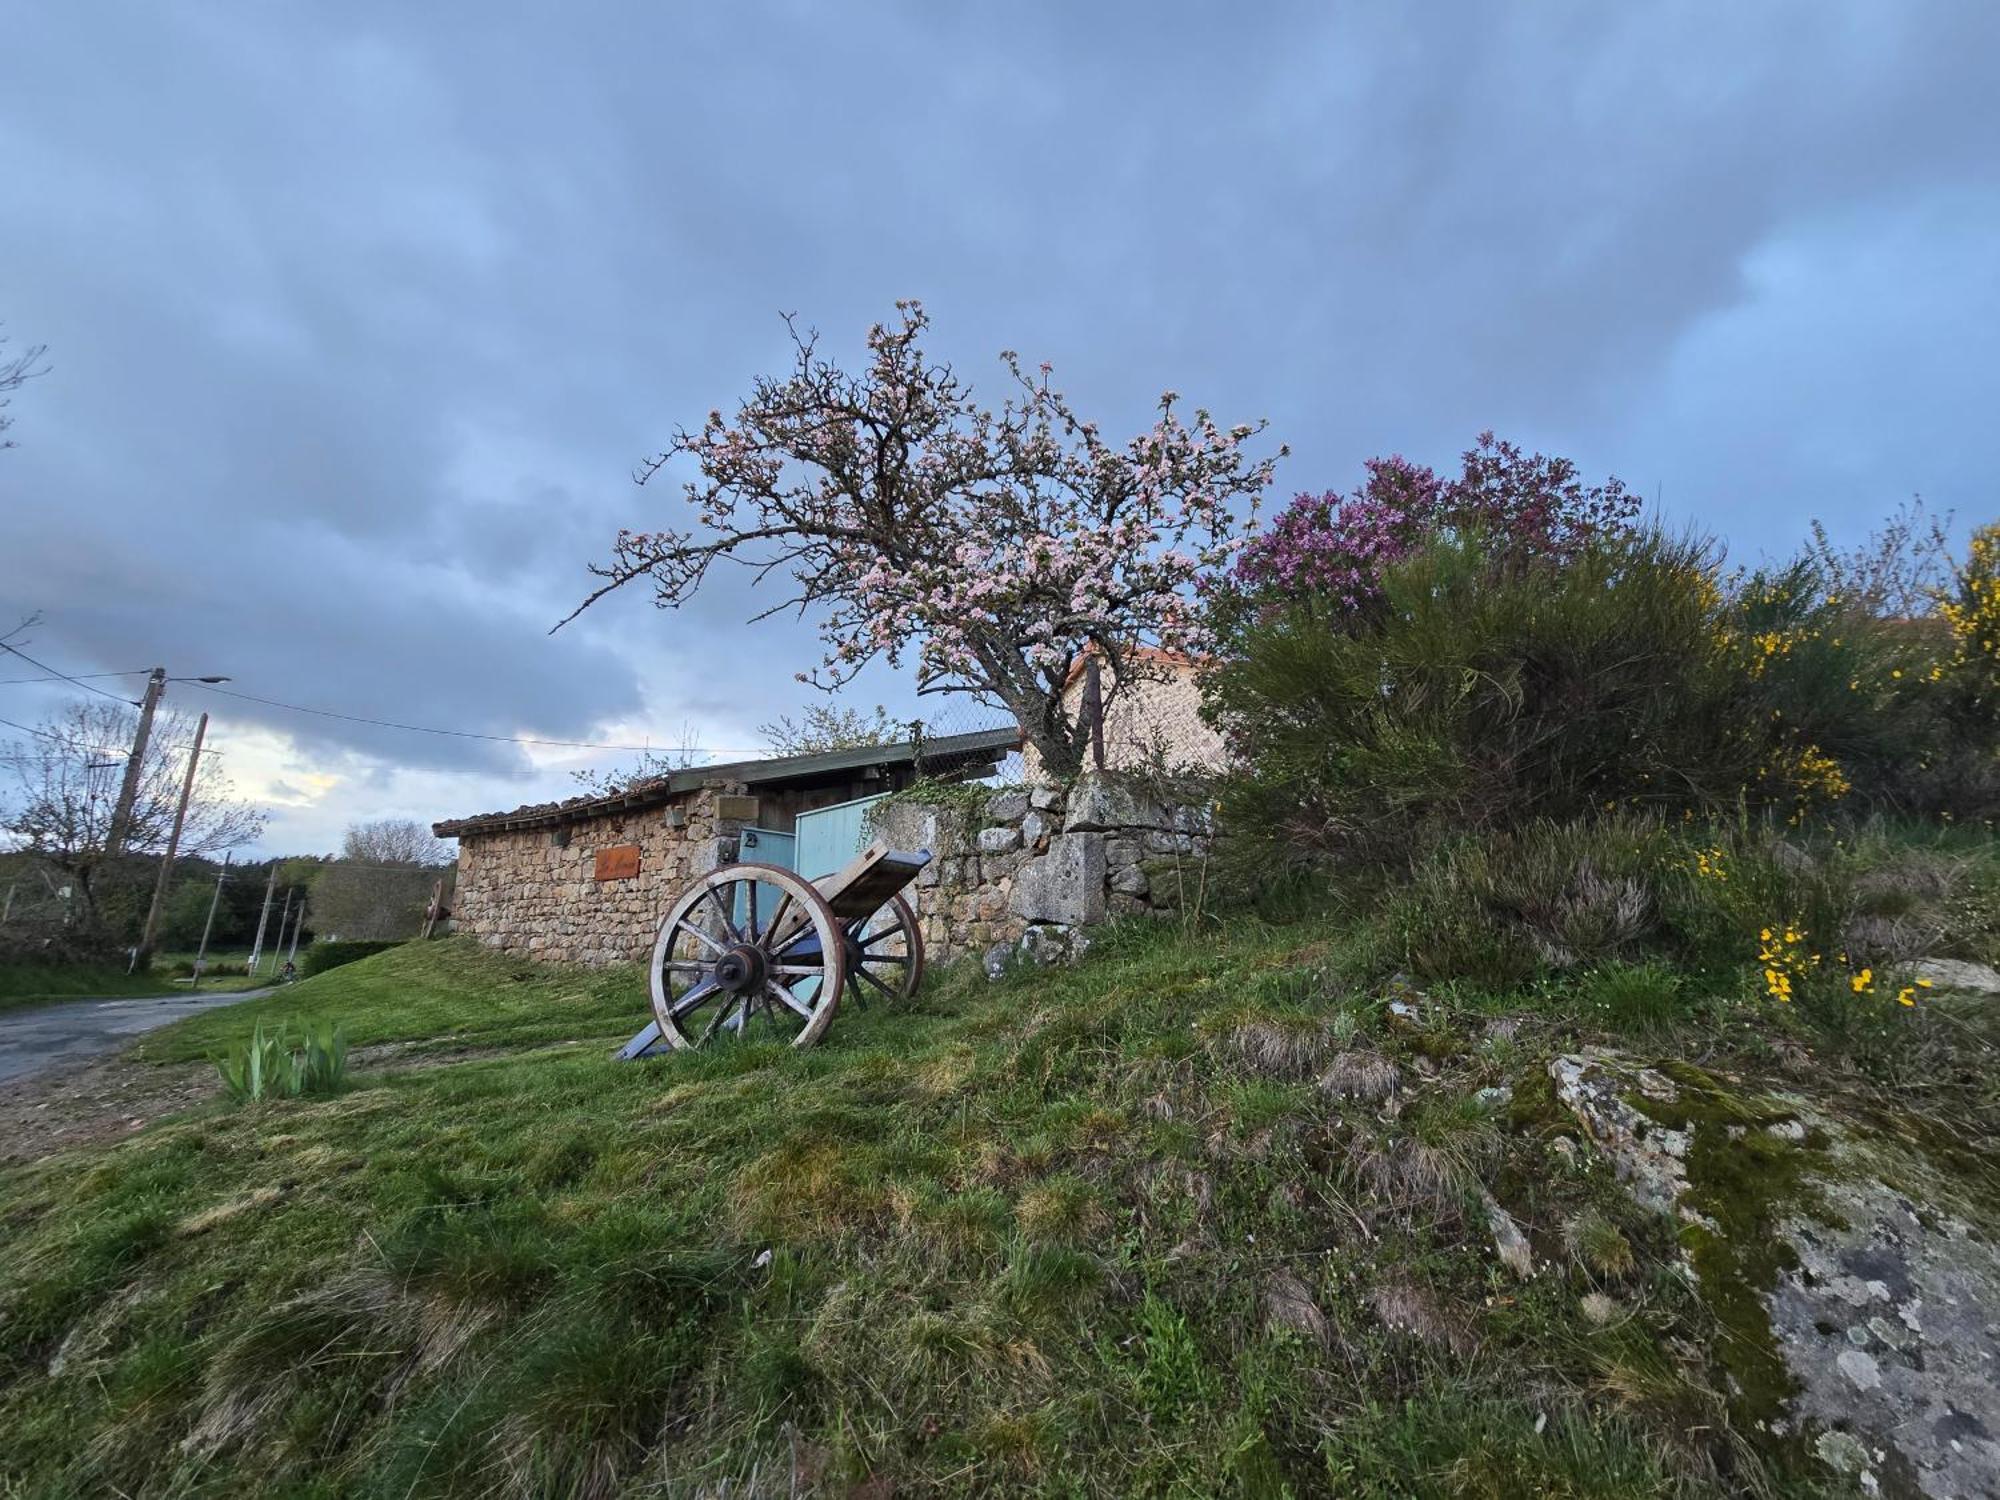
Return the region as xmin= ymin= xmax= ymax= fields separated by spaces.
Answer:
xmin=0 ymin=1054 xmax=218 ymax=1166
xmin=0 ymin=1043 xmax=516 ymax=1168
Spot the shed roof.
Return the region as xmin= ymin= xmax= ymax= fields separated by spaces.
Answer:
xmin=432 ymin=725 xmax=1020 ymax=838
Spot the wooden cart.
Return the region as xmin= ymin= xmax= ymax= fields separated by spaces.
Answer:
xmin=618 ymin=841 xmax=928 ymax=1057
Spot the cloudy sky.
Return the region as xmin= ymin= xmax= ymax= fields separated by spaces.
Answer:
xmin=2 ymin=2 xmax=1995 ymax=856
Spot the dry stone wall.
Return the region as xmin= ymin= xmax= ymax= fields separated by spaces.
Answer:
xmin=450 ymin=783 xmax=752 ymax=966
xmin=871 ymin=773 xmax=1210 ymax=976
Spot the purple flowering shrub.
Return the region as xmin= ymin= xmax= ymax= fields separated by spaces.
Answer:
xmin=1228 ymin=432 xmax=1640 ymax=623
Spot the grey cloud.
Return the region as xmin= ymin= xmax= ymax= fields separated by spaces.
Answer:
xmin=1 ymin=1 xmax=1995 ymax=844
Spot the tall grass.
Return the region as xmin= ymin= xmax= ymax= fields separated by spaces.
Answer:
xmin=214 ymin=1020 xmax=349 ymax=1101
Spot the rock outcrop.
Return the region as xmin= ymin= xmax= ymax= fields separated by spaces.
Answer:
xmin=1551 ymin=1051 xmax=2000 ymax=1499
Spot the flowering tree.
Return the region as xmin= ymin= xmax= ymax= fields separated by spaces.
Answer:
xmin=566 ymin=302 xmax=1283 ymax=777
xmin=1226 ymin=433 xmax=1639 ymax=624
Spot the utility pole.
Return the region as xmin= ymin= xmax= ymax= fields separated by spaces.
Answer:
xmin=286 ymin=887 xmax=305 ymax=965
xmin=246 ymin=864 xmax=278 ymax=974
xmin=104 ymin=667 xmax=165 ymax=859
xmin=138 ymin=710 xmax=207 ymax=962
xmin=269 ymin=887 xmax=294 ymax=976
xmin=190 ymin=853 xmax=230 ymax=991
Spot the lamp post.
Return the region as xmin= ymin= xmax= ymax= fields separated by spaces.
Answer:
xmin=104 ymin=669 xmax=230 ymax=858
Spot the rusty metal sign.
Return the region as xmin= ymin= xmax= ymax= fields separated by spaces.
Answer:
xmin=594 ymin=843 xmax=641 ymax=882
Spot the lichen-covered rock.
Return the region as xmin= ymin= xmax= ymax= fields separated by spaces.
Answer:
xmin=975 ymin=825 xmax=1022 ymax=855
xmin=986 ymin=789 xmax=1031 ymax=823
xmin=1768 ymin=1176 xmax=2000 ymax=1499
xmin=1009 ymin=832 xmax=1107 ymax=926
xmin=1552 ymin=1049 xmax=2000 ymax=1499
xmin=1065 ymin=774 xmax=1172 ymax=832
xmin=1549 ymin=1053 xmax=1692 ymax=1216
xmin=1905 ymin=957 xmax=2000 ymax=996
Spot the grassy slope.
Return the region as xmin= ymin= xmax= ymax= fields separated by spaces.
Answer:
xmin=1 ymin=902 xmax=1993 ymax=1498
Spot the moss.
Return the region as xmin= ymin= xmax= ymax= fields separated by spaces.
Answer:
xmin=1627 ymin=1062 xmax=1830 ymax=1440
xmin=1504 ymin=1064 xmax=1566 ymax=1135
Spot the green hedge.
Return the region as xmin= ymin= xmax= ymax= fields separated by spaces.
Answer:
xmin=300 ymin=940 xmax=406 ymax=978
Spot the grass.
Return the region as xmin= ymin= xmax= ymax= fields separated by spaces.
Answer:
xmin=1 ymin=843 xmax=1995 ymax=1497
xmin=0 ymin=950 xmax=268 ymax=1014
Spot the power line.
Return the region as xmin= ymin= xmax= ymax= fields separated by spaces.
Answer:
xmin=8 ymin=640 xmax=761 ymax=759
xmin=0 ymin=643 xmax=137 ymax=704
xmin=187 ymin=681 xmax=752 ymax=756
xmin=0 ymin=669 xmax=151 ymax=687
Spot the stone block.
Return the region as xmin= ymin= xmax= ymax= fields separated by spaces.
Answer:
xmin=1065 ymin=773 xmax=1171 ymax=832
xmin=713 ymin=794 xmax=761 ymax=823
xmin=987 ymin=789 xmax=1031 ymax=823
xmin=691 ymin=836 xmax=739 ymax=875
xmin=873 ymin=801 xmax=943 ymax=859
xmin=1021 ymin=810 xmax=1052 ymax=846
xmin=1030 ymin=785 xmax=1063 ymax=811
xmin=1009 ymin=832 xmax=1107 ymax=926
xmin=976 ymin=825 xmax=1022 ymax=855
xmin=1110 ymin=861 xmax=1150 ymax=897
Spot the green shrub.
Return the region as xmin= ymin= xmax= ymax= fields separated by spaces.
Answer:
xmin=1204 ymin=523 xmax=1964 ymax=874
xmin=1206 ymin=528 xmax=1765 ymax=870
xmin=215 ymin=1021 xmax=350 ymax=1102
xmin=300 ymin=940 xmax=403 ymax=978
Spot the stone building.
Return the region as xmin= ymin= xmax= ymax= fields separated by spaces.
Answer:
xmin=432 ymin=729 xmax=1016 ymax=966
xmin=1019 ymin=648 xmax=1225 ymax=782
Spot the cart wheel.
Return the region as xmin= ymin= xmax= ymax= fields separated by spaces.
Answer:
xmin=649 ymin=863 xmax=847 ymax=1050
xmin=841 ymin=892 xmax=925 ymax=1011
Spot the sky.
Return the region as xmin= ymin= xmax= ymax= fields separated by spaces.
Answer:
xmin=1 ymin=2 xmax=1995 ymax=857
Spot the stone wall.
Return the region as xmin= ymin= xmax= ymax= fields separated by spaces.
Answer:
xmin=451 ymin=783 xmax=754 ymax=966
xmin=871 ymin=773 xmax=1209 ymax=975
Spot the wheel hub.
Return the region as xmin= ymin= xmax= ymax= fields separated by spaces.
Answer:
xmin=711 ymin=942 xmax=767 ymax=994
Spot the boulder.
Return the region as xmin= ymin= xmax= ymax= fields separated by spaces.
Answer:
xmin=1904 ymin=957 xmax=2000 ymax=995
xmin=1009 ymin=832 xmax=1107 ymax=926
xmin=1551 ymin=1049 xmax=2000 ymax=1498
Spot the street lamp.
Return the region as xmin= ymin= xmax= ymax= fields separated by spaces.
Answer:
xmin=104 ymin=668 xmax=231 ymax=858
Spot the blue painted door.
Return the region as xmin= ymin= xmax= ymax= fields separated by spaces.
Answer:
xmin=731 ymin=828 xmax=795 ymax=934
xmin=795 ymin=793 xmax=887 ymax=879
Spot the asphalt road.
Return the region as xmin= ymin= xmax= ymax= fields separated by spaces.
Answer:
xmin=0 ymin=988 xmax=273 ymax=1085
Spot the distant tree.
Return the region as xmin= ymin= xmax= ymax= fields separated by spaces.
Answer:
xmin=0 ymin=698 xmax=263 ymax=938
xmin=1806 ymin=497 xmax=1956 ymax=620
xmin=758 ymin=703 xmax=899 ymax=757
xmin=342 ymin=817 xmax=453 ymax=868
xmin=306 ymin=820 xmax=451 ymax=942
xmin=0 ymin=324 xmax=48 ymax=450
xmin=564 ymin=302 xmax=1283 ymax=778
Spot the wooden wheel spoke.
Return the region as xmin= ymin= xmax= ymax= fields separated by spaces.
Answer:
xmin=769 ymin=963 xmax=828 ymax=977
xmin=854 ymin=964 xmax=898 ymax=1001
xmin=703 ymin=883 xmax=743 ymax=943
xmin=673 ymin=920 xmax=723 ymax=956
xmin=768 ymin=981 xmax=815 ymax=1020
xmin=763 ymin=891 xmax=794 ymax=943
xmin=860 ymin=952 xmax=910 ymax=966
xmin=670 ymin=978 xmax=723 ymax=1017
